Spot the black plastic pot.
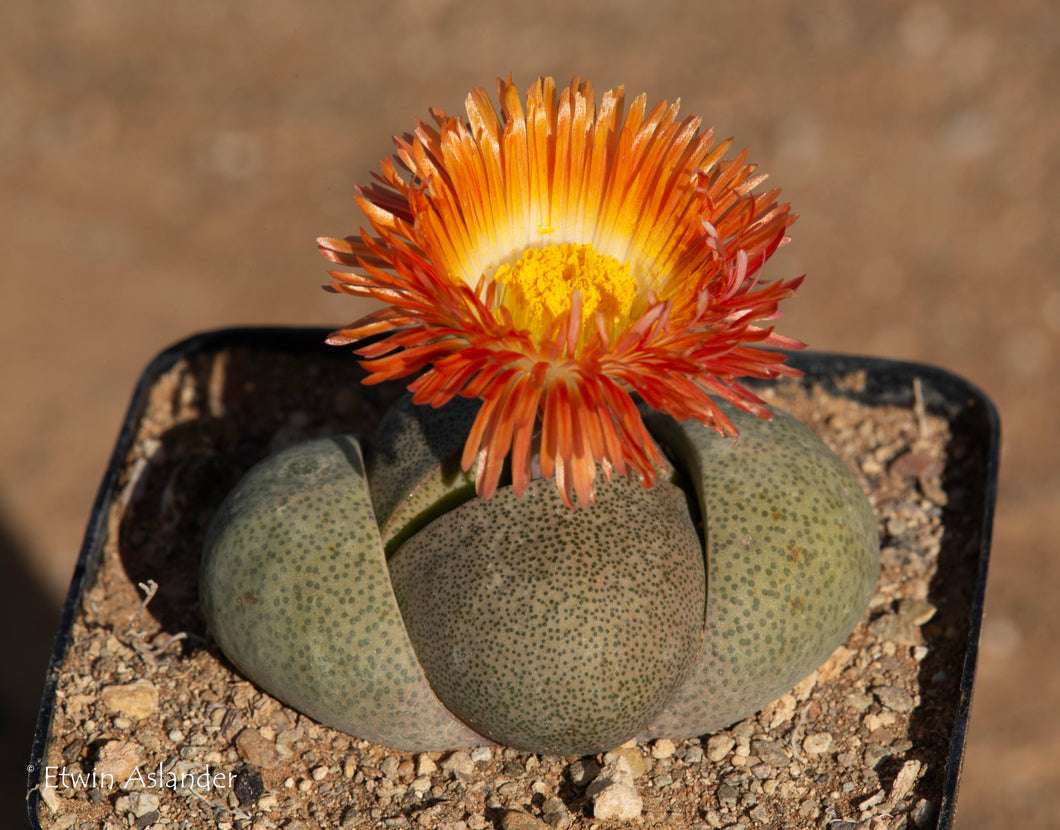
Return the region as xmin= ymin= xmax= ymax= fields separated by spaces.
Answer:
xmin=27 ymin=327 xmax=999 ymax=829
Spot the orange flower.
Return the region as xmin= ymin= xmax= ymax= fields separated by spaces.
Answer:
xmin=320 ymin=76 xmax=804 ymax=508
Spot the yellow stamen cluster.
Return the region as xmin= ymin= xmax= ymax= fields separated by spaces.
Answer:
xmin=494 ymin=243 xmax=637 ymax=341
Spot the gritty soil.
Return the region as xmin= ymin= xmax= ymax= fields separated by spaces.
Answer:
xmin=31 ymin=340 xmax=987 ymax=830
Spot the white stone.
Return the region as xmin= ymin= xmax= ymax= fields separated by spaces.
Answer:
xmin=586 ymin=756 xmax=634 ymax=798
xmin=417 ymin=755 xmax=438 ymax=776
xmin=591 ymin=782 xmax=643 ymax=821
xmin=767 ymin=693 xmax=797 ymax=729
xmin=802 ymin=732 xmax=833 ymax=754
xmin=38 ymin=785 xmax=62 ymax=813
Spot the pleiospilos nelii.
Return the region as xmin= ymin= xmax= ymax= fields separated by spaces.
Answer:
xmin=200 ymin=395 xmax=878 ymax=755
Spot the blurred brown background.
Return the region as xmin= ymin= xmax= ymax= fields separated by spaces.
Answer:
xmin=3 ymin=0 xmax=1057 ymax=826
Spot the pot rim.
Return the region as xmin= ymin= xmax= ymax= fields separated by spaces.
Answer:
xmin=26 ymin=326 xmax=1000 ymax=830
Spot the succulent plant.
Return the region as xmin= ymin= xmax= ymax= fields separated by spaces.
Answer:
xmin=201 ymin=75 xmax=879 ymax=756
xmin=200 ymin=395 xmax=877 ymax=755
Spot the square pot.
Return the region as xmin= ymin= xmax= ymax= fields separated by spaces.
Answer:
xmin=27 ymin=327 xmax=998 ymax=830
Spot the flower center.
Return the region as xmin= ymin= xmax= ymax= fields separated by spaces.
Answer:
xmin=493 ymin=243 xmax=637 ymax=340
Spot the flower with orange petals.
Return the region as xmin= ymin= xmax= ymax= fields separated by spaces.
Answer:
xmin=320 ymin=76 xmax=804 ymax=508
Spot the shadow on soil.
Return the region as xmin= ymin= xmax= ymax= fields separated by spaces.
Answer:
xmin=0 ymin=501 xmax=63 ymax=825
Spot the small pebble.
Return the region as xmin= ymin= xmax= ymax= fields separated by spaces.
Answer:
xmin=864 ymin=710 xmax=897 ymax=731
xmin=864 ymin=743 xmax=891 ymax=768
xmin=751 ymin=738 xmax=789 ymax=766
xmin=568 ymin=758 xmax=602 ymax=789
xmin=38 ymin=785 xmax=61 ymax=813
xmin=440 ymin=750 xmax=475 ymax=776
xmin=582 ymin=759 xmax=639 ymax=820
xmin=911 ymin=797 xmax=938 ymax=827
xmin=233 ymin=769 xmax=265 ymax=807
xmin=845 ymin=691 xmax=874 ymax=712
xmin=869 ymin=613 xmax=921 ymax=645
xmin=898 ymin=598 xmax=937 ymax=625
xmin=235 ymin=728 xmax=281 ymax=770
xmin=874 ymin=684 xmax=916 ymax=713
xmin=791 ymin=674 xmax=818 ymax=700
xmin=706 ymin=734 xmax=736 ymax=762
xmin=129 ymin=792 xmax=160 ymax=817
xmin=683 ymin=746 xmax=704 ymax=764
xmin=886 ymin=516 xmax=907 ymax=537
xmin=802 ymin=732 xmax=833 ymax=754
xmin=101 ymin=681 xmax=159 ymax=720
xmin=767 ymin=693 xmax=797 ymax=729
xmin=889 ymin=451 xmax=944 ymax=480
xmin=94 ymin=740 xmax=142 ymax=781
xmin=886 ymin=759 xmax=922 ymax=807
xmin=798 ymin=798 xmax=819 ymax=818
xmin=717 ymin=783 xmax=739 ymax=804
xmin=586 ymin=756 xmax=634 ymax=797
xmin=312 ymin=765 xmax=328 ymax=781
xmin=380 ymin=755 xmax=401 ymax=780
xmin=470 ymin=746 xmax=492 ymax=763
xmin=602 ymin=746 xmax=648 ymax=778
xmin=859 ymin=789 xmax=885 ymax=811
xmin=591 ymin=782 xmax=643 ymax=821
xmin=502 ymin=760 xmax=526 ymax=779
xmin=409 ymin=776 xmax=431 ymax=793
xmin=541 ymin=795 xmax=572 ymax=829
xmin=500 ymin=811 xmax=549 ymax=830
xmin=417 ymin=755 xmax=438 ymax=776
xmin=651 ymin=738 xmax=676 ymax=759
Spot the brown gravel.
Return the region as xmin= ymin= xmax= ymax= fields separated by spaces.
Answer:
xmin=31 ymin=343 xmax=987 ymax=830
